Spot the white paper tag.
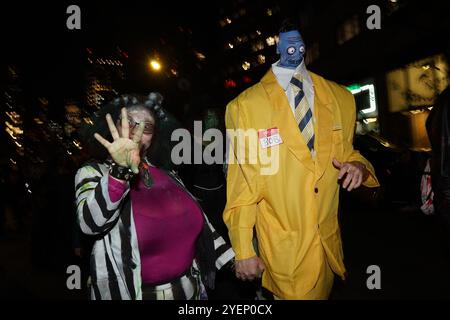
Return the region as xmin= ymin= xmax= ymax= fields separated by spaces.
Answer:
xmin=258 ymin=127 xmax=283 ymax=149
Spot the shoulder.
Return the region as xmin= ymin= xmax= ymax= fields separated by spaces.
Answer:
xmin=226 ymin=82 xmax=270 ymax=123
xmin=312 ymin=72 xmax=352 ymax=98
xmin=311 ymin=71 xmax=355 ymax=111
xmin=76 ymin=160 xmax=108 ymax=180
xmin=227 ymin=82 xmax=264 ymax=106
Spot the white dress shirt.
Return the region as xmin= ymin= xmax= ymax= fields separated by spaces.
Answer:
xmin=271 ymin=60 xmax=315 ymax=120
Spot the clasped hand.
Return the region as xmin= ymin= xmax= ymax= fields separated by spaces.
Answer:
xmin=235 ymin=256 xmax=266 ymax=281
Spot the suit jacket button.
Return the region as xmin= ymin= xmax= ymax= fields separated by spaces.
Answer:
xmin=314 ymin=188 xmax=319 ymax=193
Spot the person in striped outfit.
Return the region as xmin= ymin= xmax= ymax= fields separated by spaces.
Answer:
xmin=75 ymin=93 xmax=234 ymax=300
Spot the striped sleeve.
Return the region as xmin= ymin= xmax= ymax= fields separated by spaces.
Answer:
xmin=203 ymin=213 xmax=235 ymax=270
xmin=75 ymin=163 xmax=130 ymax=235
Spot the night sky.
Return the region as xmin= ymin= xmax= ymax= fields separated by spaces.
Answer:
xmin=2 ymin=1 xmax=220 ymax=107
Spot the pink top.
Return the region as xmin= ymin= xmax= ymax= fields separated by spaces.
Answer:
xmin=108 ymin=166 xmax=203 ymax=285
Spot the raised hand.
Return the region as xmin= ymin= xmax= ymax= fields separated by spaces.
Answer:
xmin=332 ymin=158 xmax=369 ymax=192
xmin=94 ymin=108 xmax=145 ymax=174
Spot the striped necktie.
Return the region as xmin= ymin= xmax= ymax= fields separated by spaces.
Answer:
xmin=290 ymin=73 xmax=315 ymax=152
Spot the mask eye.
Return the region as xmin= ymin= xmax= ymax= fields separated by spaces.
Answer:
xmin=287 ymin=46 xmax=296 ymax=55
xmin=300 ymin=46 xmax=305 ymax=53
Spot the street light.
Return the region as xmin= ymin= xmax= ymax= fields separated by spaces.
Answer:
xmin=149 ymin=59 xmax=162 ymax=72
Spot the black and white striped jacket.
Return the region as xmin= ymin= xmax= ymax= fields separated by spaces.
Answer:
xmin=75 ymin=161 xmax=235 ymax=300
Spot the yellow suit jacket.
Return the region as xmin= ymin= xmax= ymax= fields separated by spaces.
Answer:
xmin=224 ymin=69 xmax=379 ymax=299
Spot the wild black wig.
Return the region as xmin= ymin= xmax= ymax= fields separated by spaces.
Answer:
xmin=78 ymin=92 xmax=181 ymax=171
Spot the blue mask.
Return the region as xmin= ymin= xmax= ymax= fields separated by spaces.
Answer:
xmin=277 ymin=30 xmax=306 ymax=69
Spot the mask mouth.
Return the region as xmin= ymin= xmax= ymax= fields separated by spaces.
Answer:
xmin=287 ymin=58 xmax=302 ymax=65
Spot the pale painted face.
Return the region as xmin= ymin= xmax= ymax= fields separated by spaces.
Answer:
xmin=117 ymin=108 xmax=155 ymax=154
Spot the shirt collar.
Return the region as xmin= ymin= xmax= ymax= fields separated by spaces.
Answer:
xmin=271 ymin=60 xmax=311 ymax=90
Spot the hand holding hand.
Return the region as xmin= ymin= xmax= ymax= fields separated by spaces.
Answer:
xmin=235 ymin=256 xmax=266 ymax=281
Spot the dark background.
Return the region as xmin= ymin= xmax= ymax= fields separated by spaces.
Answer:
xmin=1 ymin=0 xmax=450 ymax=300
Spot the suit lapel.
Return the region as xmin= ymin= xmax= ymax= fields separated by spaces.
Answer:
xmin=261 ymin=70 xmax=315 ymax=173
xmin=260 ymin=70 xmax=336 ymax=179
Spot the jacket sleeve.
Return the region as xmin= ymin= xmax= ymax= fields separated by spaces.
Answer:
xmin=340 ymin=87 xmax=380 ymax=188
xmin=74 ymin=163 xmax=130 ymax=235
xmin=223 ymin=98 xmax=263 ymax=261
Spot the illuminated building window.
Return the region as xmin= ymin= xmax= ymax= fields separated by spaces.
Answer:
xmin=386 ymin=54 xmax=449 ymax=113
xmin=226 ymin=18 xmax=232 ymax=24
xmin=256 ymin=30 xmax=262 ymax=36
xmin=195 ymin=51 xmax=206 ymax=60
xmin=257 ymin=54 xmax=266 ymax=64
xmin=267 ymin=8 xmax=273 ymax=16
xmin=5 ymin=111 xmax=22 ymax=125
xmin=266 ymin=36 xmax=276 ymax=46
xmin=226 ymin=43 xmax=234 ymax=49
xmin=242 ymin=61 xmax=251 ymax=71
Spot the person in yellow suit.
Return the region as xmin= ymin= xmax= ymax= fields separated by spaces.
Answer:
xmin=223 ymin=20 xmax=380 ymax=300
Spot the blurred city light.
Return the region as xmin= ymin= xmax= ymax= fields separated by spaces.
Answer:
xmin=266 ymin=36 xmax=276 ymax=46
xmin=242 ymin=61 xmax=251 ymax=70
xmin=257 ymin=54 xmax=266 ymax=64
xmin=195 ymin=51 xmax=206 ymax=60
xmin=150 ymin=59 xmax=162 ymax=71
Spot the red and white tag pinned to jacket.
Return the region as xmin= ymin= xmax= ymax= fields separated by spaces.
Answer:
xmin=258 ymin=127 xmax=283 ymax=149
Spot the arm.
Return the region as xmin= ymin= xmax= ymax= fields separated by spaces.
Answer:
xmin=203 ymin=213 xmax=235 ymax=270
xmin=223 ymin=99 xmax=262 ymax=261
xmin=339 ymin=88 xmax=380 ymax=189
xmin=75 ymin=163 xmax=130 ymax=235
xmin=76 ymin=107 xmax=146 ymax=235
